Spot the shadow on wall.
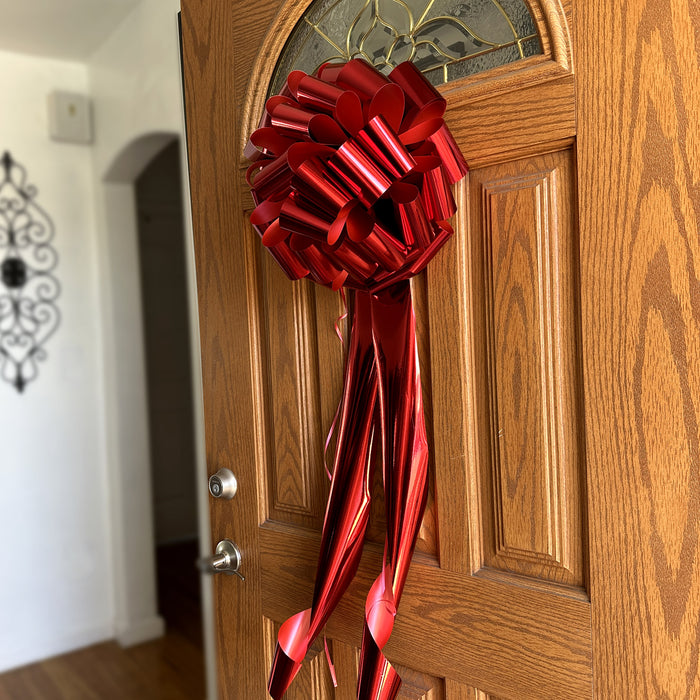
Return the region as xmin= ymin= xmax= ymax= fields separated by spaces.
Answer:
xmin=135 ymin=139 xmax=198 ymax=546
xmin=99 ymin=131 xmax=184 ymax=648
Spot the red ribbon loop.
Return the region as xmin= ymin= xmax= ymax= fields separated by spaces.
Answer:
xmin=246 ymin=58 xmax=467 ymax=294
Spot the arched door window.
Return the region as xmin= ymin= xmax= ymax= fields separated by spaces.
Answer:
xmin=270 ymin=0 xmax=542 ymax=93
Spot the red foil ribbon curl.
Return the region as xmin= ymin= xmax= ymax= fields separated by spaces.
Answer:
xmin=246 ymin=59 xmax=467 ymax=700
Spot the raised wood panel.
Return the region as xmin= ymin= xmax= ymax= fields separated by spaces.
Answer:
xmin=366 ymin=460 xmax=438 ymax=559
xmin=260 ymin=523 xmax=592 ymax=700
xmin=261 ymin=247 xmax=326 ymax=527
xmin=363 ymin=455 xmax=439 ymax=559
xmin=263 ymin=256 xmax=440 ymax=551
xmin=313 ymin=286 xmax=345 ymax=456
xmin=365 ymin=456 xmax=439 ymax=558
xmin=409 ymin=274 xmax=440 ymax=557
xmin=263 ymin=616 xmax=276 ymax=684
xmin=315 ymin=271 xmax=439 ymax=558
xmin=469 ymin=148 xmax=586 ymax=588
xmin=487 ymin=171 xmax=560 ymax=566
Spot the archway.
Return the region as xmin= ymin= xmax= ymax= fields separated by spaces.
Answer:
xmin=99 ymin=132 xmax=213 ymax=696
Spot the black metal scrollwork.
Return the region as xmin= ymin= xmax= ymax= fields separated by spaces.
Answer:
xmin=0 ymin=151 xmax=60 ymax=392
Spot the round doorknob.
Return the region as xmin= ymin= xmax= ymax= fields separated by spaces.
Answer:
xmin=209 ymin=468 xmax=238 ymax=499
xmin=197 ymin=539 xmax=245 ymax=581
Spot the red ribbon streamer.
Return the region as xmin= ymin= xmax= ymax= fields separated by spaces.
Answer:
xmin=246 ymin=58 xmax=467 ymax=700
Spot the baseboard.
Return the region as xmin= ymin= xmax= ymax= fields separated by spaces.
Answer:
xmin=0 ymin=621 xmax=113 ymax=674
xmin=115 ymin=615 xmax=165 ymax=647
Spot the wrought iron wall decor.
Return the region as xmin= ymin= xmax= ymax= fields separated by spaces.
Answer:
xmin=0 ymin=151 xmax=60 ymax=392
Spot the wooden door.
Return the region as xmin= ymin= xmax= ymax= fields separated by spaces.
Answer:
xmin=181 ymin=0 xmax=700 ymax=697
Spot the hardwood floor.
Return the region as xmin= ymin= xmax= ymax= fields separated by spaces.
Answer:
xmin=0 ymin=541 xmax=206 ymax=700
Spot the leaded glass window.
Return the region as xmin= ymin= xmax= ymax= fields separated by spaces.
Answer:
xmin=270 ymin=0 xmax=542 ymax=94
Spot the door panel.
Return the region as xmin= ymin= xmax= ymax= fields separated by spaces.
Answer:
xmin=180 ymin=0 xmax=700 ymax=697
xmin=260 ymin=256 xmax=328 ymax=529
xmin=468 ymin=148 xmax=586 ymax=587
xmin=186 ymin=0 xmax=589 ymax=697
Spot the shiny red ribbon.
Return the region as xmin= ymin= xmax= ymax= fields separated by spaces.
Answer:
xmin=246 ymin=59 xmax=467 ymax=700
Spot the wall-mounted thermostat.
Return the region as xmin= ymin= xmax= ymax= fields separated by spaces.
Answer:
xmin=47 ymin=91 xmax=93 ymax=144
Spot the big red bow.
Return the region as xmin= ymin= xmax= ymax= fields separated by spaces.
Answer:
xmin=246 ymin=59 xmax=467 ymax=700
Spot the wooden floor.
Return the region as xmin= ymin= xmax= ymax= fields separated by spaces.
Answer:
xmin=0 ymin=541 xmax=206 ymax=700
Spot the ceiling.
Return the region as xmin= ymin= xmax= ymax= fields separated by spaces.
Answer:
xmin=0 ymin=0 xmax=142 ymax=61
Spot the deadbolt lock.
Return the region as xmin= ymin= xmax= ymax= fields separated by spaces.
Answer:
xmin=208 ymin=468 xmax=238 ymax=499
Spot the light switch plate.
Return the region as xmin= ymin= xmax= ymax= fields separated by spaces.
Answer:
xmin=47 ymin=91 xmax=93 ymax=144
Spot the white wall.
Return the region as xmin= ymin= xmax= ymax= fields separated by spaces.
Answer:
xmin=0 ymin=49 xmax=112 ymax=672
xmin=87 ymin=2 xmax=215 ymax=694
xmin=86 ymin=0 xmax=184 ymax=649
xmin=0 ymin=4 xmax=214 ymax=688
xmin=89 ymin=0 xmax=185 ymax=178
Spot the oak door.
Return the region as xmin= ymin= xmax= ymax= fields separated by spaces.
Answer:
xmin=181 ymin=0 xmax=700 ymax=697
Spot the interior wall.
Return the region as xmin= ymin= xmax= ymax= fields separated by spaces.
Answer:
xmin=0 ymin=3 xmax=187 ymax=664
xmin=97 ymin=176 xmax=164 ymax=647
xmin=0 ymin=49 xmax=112 ymax=672
xmin=86 ymin=2 xmax=215 ymax=694
xmin=88 ymin=0 xmax=185 ymax=179
xmin=0 ymin=1 xmax=213 ymax=686
xmin=86 ymin=0 xmax=192 ymax=649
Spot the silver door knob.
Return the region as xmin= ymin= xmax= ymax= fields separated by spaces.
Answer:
xmin=209 ymin=468 xmax=238 ymax=499
xmin=197 ymin=539 xmax=245 ymax=581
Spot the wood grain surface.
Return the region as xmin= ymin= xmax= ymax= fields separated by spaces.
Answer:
xmin=182 ymin=0 xmax=700 ymax=696
xmin=469 ymin=149 xmax=586 ymax=588
xmin=181 ymin=1 xmax=268 ymax=696
xmin=574 ymin=0 xmax=700 ymax=697
xmin=259 ymin=524 xmax=592 ymax=700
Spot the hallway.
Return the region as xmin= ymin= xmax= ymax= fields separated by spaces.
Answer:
xmin=0 ymin=542 xmax=206 ymax=699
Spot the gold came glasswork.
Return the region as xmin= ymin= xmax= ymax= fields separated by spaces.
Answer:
xmin=270 ymin=0 xmax=542 ymax=94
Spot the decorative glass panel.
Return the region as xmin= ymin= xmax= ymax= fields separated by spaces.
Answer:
xmin=270 ymin=0 xmax=542 ymax=93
